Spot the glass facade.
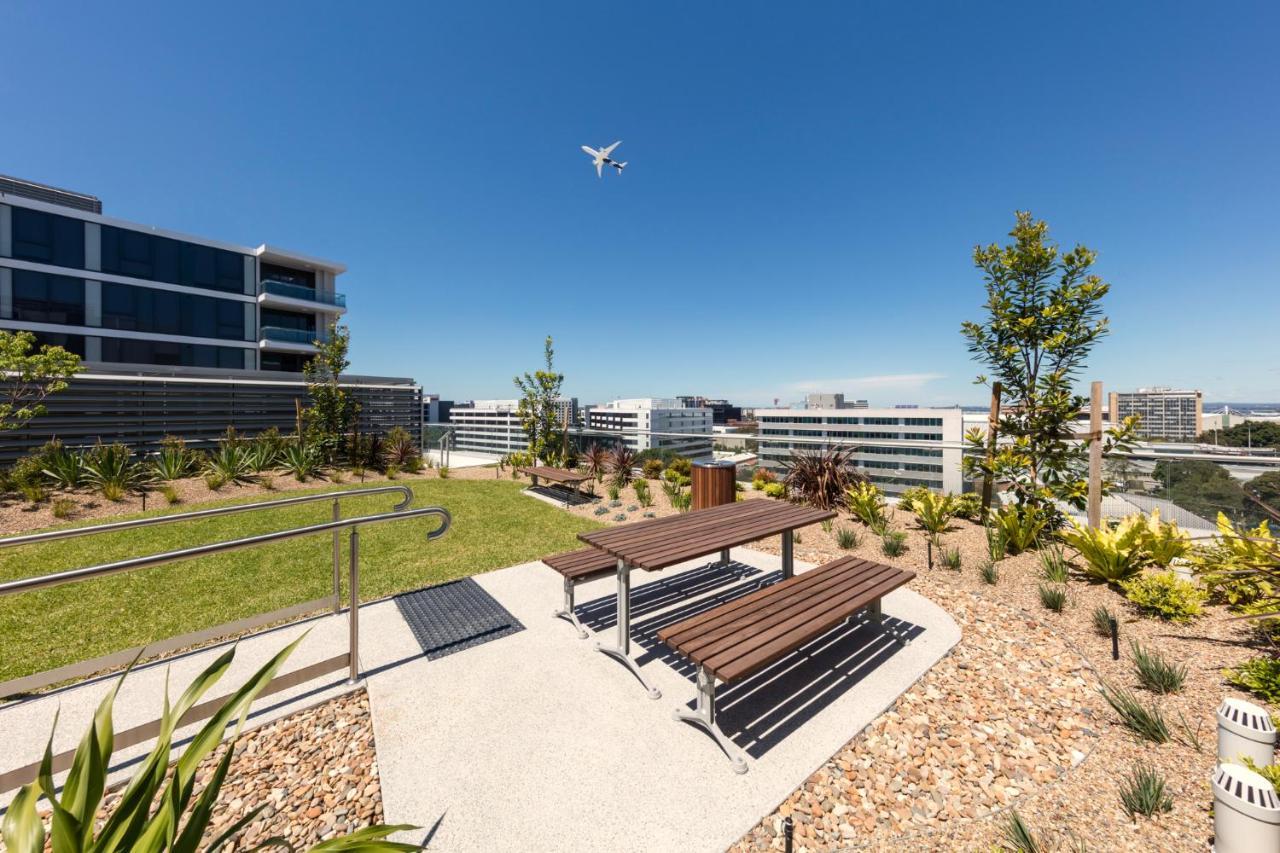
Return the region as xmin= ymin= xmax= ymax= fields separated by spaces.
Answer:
xmin=11 ymin=207 xmax=85 ymax=268
xmin=99 ymin=337 xmax=245 ymax=369
xmin=12 ymin=270 xmax=85 ymax=325
xmin=260 ymin=351 xmax=309 ymax=372
xmin=99 ymin=225 xmax=247 ymax=294
xmin=101 ymin=282 xmax=246 ymax=341
xmin=260 ymin=308 xmax=314 ymax=333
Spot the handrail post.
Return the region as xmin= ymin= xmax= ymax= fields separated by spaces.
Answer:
xmin=348 ymin=527 xmax=361 ymax=684
xmin=331 ymin=498 xmax=342 ymax=613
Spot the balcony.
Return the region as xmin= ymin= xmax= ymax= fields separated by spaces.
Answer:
xmin=259 ymin=325 xmax=323 ymax=353
xmin=258 ymin=279 xmax=347 ymax=312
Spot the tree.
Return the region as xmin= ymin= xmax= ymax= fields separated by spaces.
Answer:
xmin=1153 ymin=459 xmax=1261 ymax=527
xmin=302 ymin=323 xmax=359 ymax=462
xmin=513 ymin=336 xmax=566 ymax=464
xmin=1247 ymin=471 xmax=1280 ymax=516
xmin=1200 ymin=421 xmax=1280 ymax=450
xmin=0 ymin=330 xmax=81 ymax=432
xmin=960 ymin=212 xmax=1139 ymax=517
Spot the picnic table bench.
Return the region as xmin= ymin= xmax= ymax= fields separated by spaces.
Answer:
xmin=517 ymin=466 xmax=595 ymax=506
xmin=543 ymin=547 xmax=617 ymax=638
xmin=657 ymin=555 xmax=915 ymax=772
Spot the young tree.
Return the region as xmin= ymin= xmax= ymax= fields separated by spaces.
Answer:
xmin=513 ymin=336 xmax=566 ymax=465
xmin=0 ymin=330 xmax=81 ymax=432
xmin=303 ymin=323 xmax=359 ymax=462
xmin=960 ymin=212 xmax=1138 ymax=517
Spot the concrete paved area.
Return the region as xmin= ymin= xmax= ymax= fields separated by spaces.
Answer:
xmin=0 ymin=549 xmax=959 ymax=851
xmin=424 ymin=450 xmax=499 ymax=469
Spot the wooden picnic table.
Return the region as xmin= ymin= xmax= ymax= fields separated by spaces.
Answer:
xmin=576 ymin=499 xmax=835 ymax=698
xmin=517 ymin=466 xmax=595 ymax=505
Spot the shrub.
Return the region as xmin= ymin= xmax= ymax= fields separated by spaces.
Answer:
xmin=835 ymin=527 xmax=860 ymax=550
xmin=1092 ymin=605 xmax=1117 ymax=637
xmin=204 ymin=442 xmax=254 ymax=486
xmin=952 ymin=492 xmax=983 ymax=521
xmin=782 ymin=446 xmax=864 ymax=510
xmin=980 ymin=560 xmax=999 ymax=584
xmin=385 ymin=464 xmax=400 ymax=479
xmin=204 ymin=471 xmax=227 ymax=490
xmin=84 ymin=442 xmax=150 ymax=501
xmin=881 ymin=530 xmax=907 ymax=557
xmin=593 ymin=506 xmax=609 ymax=516
xmin=282 ymin=443 xmax=322 ymax=482
xmin=161 ymin=484 xmax=180 ymax=505
xmin=821 ymin=519 xmax=834 ymax=533
xmin=10 ymin=454 xmax=49 ymax=503
xmin=246 ymin=427 xmax=284 ymax=473
xmin=641 ymin=457 xmax=664 ymax=479
xmin=613 ymin=513 xmax=627 ymax=522
xmin=1139 ymin=509 xmax=1191 ymax=568
xmin=1038 ymin=583 xmax=1067 ymax=612
xmin=910 ymin=490 xmax=958 ymax=543
xmin=989 ymin=504 xmax=1048 ymax=555
xmin=751 ymin=467 xmax=777 ymax=488
xmin=846 ymin=482 xmax=889 ymax=530
xmin=607 ymin=483 xmax=621 ymax=501
xmin=1243 ymin=757 xmax=1280 ymax=789
xmin=1120 ymin=571 xmax=1206 ymax=622
xmin=667 ymin=456 xmax=692 ymax=477
xmin=381 ymin=426 xmax=422 ymax=471
xmin=1059 ymin=516 xmax=1148 ymax=584
xmin=1039 ymin=545 xmax=1070 ymax=583
xmin=1118 ymin=762 xmax=1173 ymax=818
xmin=671 ymin=490 xmax=692 ymax=512
xmin=152 ymin=436 xmax=199 ymax=481
xmin=1129 ymin=640 xmax=1187 ymax=694
xmin=51 ymin=498 xmax=76 ymax=519
xmin=1193 ymin=514 xmax=1276 ymax=610
xmin=438 ymin=465 xmax=450 ymax=479
xmin=41 ymin=440 xmax=86 ymax=490
xmin=941 ymin=546 xmax=962 ymax=570
xmin=633 ymin=479 xmax=652 ymax=507
xmin=1099 ymin=681 xmax=1170 ymax=742
xmin=609 ymin=446 xmax=637 ymax=487
xmin=1223 ymin=656 xmax=1280 ymax=704
xmin=897 ymin=485 xmax=930 ymax=514
xmin=762 ymin=482 xmax=787 ymax=499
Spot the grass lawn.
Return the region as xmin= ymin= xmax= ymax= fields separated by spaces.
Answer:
xmin=0 ymin=478 xmax=601 ymax=684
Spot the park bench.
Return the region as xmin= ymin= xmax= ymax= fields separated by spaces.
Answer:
xmin=657 ymin=555 xmax=915 ymax=773
xmin=544 ymin=547 xmax=618 ymax=638
xmin=518 ymin=466 xmax=596 ymax=506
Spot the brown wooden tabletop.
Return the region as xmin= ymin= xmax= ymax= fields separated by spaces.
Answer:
xmin=517 ymin=466 xmax=593 ymax=484
xmin=578 ymin=499 xmax=835 ymax=571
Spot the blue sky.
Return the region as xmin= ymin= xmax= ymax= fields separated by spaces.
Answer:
xmin=4 ymin=1 xmax=1277 ymax=406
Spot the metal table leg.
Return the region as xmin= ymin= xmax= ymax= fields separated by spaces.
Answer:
xmin=869 ymin=598 xmax=910 ymax=646
xmin=673 ymin=665 xmax=748 ymax=773
xmin=553 ymin=576 xmax=589 ymax=639
xmin=595 ymin=558 xmax=662 ymax=699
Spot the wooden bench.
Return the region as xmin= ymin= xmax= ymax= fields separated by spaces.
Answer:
xmin=517 ymin=466 xmax=595 ymax=506
xmin=544 ymin=547 xmax=618 ymax=638
xmin=657 ymin=556 xmax=916 ymax=772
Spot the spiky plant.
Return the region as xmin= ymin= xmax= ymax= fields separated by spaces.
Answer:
xmin=1059 ymin=516 xmax=1149 ymax=584
xmin=989 ymin=504 xmax=1048 ymax=556
xmin=846 ymin=482 xmax=889 ymax=529
xmin=941 ymin=546 xmax=962 ymax=570
xmin=1129 ymin=640 xmax=1187 ymax=694
xmin=282 ymin=442 xmax=322 ymax=482
xmin=581 ymin=443 xmax=610 ymax=481
xmin=152 ymin=436 xmax=199 ymax=481
xmin=41 ymin=440 xmax=86 ymax=490
xmin=835 ymin=527 xmax=860 ymax=550
xmin=1039 ymin=545 xmax=1070 ymax=582
xmin=84 ymin=442 xmax=152 ymax=501
xmin=1118 ymin=762 xmax=1173 ymax=817
xmin=980 ymin=560 xmax=999 ymax=584
xmin=1099 ymin=681 xmax=1170 ymax=742
xmin=1001 ymin=809 xmax=1043 ymax=853
xmin=782 ymin=446 xmax=864 ymax=511
xmin=205 ymin=443 xmax=254 ymax=486
xmin=1092 ymin=604 xmax=1117 ymax=637
xmin=608 ymin=445 xmax=637 ymax=487
xmin=881 ymin=530 xmax=908 ymax=557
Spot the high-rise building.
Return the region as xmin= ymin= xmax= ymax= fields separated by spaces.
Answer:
xmin=675 ymin=395 xmax=742 ymax=424
xmin=1109 ymin=388 xmax=1203 ymax=441
xmin=755 ymin=407 xmax=964 ymax=495
xmin=585 ymin=398 xmax=713 ymax=459
xmin=1 ymin=175 xmax=346 ymax=373
xmin=449 ymin=398 xmax=577 ymax=456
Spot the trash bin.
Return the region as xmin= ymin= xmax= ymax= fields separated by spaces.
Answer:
xmin=692 ymin=460 xmax=736 ymax=511
xmin=1212 ymin=762 xmax=1280 ymax=852
xmin=1218 ymin=696 xmax=1278 ymax=766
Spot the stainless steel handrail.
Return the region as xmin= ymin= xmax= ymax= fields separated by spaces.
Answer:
xmin=0 ymin=505 xmax=452 ymax=684
xmin=0 ymin=485 xmax=414 ymax=616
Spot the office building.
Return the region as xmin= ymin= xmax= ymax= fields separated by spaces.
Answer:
xmin=585 ymin=398 xmax=713 ymax=459
xmin=1109 ymin=388 xmax=1203 ymax=441
xmin=676 ymin=395 xmax=742 ymax=424
xmin=423 ymin=394 xmax=454 ymax=424
xmin=805 ymin=393 xmax=868 ymax=410
xmin=449 ymin=398 xmax=577 ymax=456
xmin=755 ymin=407 xmax=964 ymax=495
xmin=1 ymin=175 xmax=344 ymax=373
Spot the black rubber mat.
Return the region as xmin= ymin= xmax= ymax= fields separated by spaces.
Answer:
xmin=394 ymin=578 xmax=525 ymax=660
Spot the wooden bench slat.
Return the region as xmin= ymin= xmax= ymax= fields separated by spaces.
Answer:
xmin=543 ymin=548 xmax=617 ymax=581
xmin=617 ymin=505 xmax=827 ymax=566
xmin=518 ymin=466 xmax=594 ymax=484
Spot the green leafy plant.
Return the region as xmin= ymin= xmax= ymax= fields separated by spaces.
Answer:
xmin=0 ymin=328 xmax=81 ymax=433
xmin=161 ymin=484 xmax=181 ymax=505
xmin=1039 ymin=545 xmax=1070 ymax=583
xmin=607 ymin=482 xmax=621 ymax=501
xmin=84 ymin=442 xmax=151 ymax=502
xmin=909 ymin=490 xmax=957 ymax=544
xmin=667 ymin=457 xmax=692 ymax=478
xmin=303 ymin=323 xmax=360 ymax=464
xmin=1129 ymin=640 xmax=1187 ymax=694
xmin=986 ymin=526 xmax=1007 ymax=562
xmin=1193 ymin=514 xmax=1277 ymax=610
xmin=245 ymin=427 xmax=285 ymax=474
xmin=989 ymin=504 xmax=1048 ymax=556
xmin=205 ymin=442 xmax=254 ymax=486
xmin=881 ymin=530 xmax=907 ymax=557
xmin=762 ymin=482 xmax=787 ymax=499
xmin=0 ymin=638 xmax=415 ymax=852
xmin=641 ymin=457 xmax=664 ymax=479
xmin=980 ymin=560 xmax=999 ymax=584
xmin=52 ymin=498 xmax=76 ymax=519
xmin=1242 ymin=757 xmax=1280 ymax=789
xmin=1059 ymin=516 xmax=1148 ymax=584
xmin=952 ymin=492 xmax=983 ymax=521
xmin=940 ymin=546 xmax=962 ymax=570
xmin=846 ymin=482 xmax=889 ymax=530
xmin=282 ymin=442 xmax=322 ymax=482
xmin=1092 ymin=605 xmax=1116 ymax=637
xmin=671 ymin=490 xmax=692 ymax=513
xmin=1118 ymin=762 xmax=1173 ymax=818
xmin=609 ymin=445 xmax=637 ymax=487
xmin=152 ymin=436 xmax=200 ymax=481
xmin=1223 ymin=656 xmax=1280 ymax=704
xmin=633 ymin=478 xmax=652 ymax=507
xmin=896 ymin=486 xmax=930 ymax=514
xmin=1099 ymin=681 xmax=1170 ymax=742
xmin=204 ymin=472 xmax=227 ymax=491
xmin=41 ymin=440 xmax=86 ymax=490
xmin=835 ymin=527 xmax=860 ymax=550
xmin=381 ymin=426 xmax=422 ymax=472
xmin=782 ymin=446 xmax=864 ymax=511
xmin=1139 ymin=509 xmax=1191 ymax=567
xmin=385 ymin=464 xmax=400 ymax=479
xmin=1000 ymin=809 xmax=1043 ymax=853
xmin=1038 ymin=583 xmax=1067 ymax=612
xmin=1120 ymin=571 xmax=1207 ymax=622
xmin=513 ymin=336 xmax=567 ymax=465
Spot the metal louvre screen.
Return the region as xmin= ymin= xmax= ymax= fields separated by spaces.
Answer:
xmin=0 ymin=372 xmax=423 ymax=461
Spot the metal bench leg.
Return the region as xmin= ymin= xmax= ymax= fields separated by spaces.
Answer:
xmin=673 ymin=666 xmax=748 ymax=774
xmin=595 ymin=559 xmax=662 ymax=699
xmin=869 ymin=598 xmax=910 ymax=646
xmin=781 ymin=530 xmax=794 ymax=579
xmin=718 ymin=547 xmax=731 ymax=567
xmin=552 ymin=577 xmax=589 ymax=639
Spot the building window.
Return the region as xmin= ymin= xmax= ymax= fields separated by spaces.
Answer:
xmin=10 ymin=207 xmax=85 ymax=268
xmin=101 ymin=282 xmax=246 ymax=340
xmin=261 ymin=262 xmax=315 ymax=289
xmin=100 ymin=226 xmax=246 ymax=293
xmin=12 ymin=270 xmax=85 ymax=325
xmin=99 ymin=337 xmax=245 ymax=368
xmin=30 ymin=331 xmax=86 ymax=358
xmin=260 ymin=351 xmax=309 ymax=372
xmin=261 ymin=308 xmax=315 ymax=332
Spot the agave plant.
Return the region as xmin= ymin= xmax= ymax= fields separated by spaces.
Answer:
xmin=1059 ymin=515 xmax=1149 ymax=584
xmin=84 ymin=443 xmax=152 ymax=501
xmin=580 ymin=443 xmax=609 ymax=482
xmin=152 ymin=436 xmax=200 ymax=481
xmin=608 ymin=445 xmax=637 ymax=487
xmin=783 ymin=447 xmax=864 ymax=511
xmin=205 ymin=442 xmax=254 ymax=486
xmin=283 ymin=442 xmax=323 ymax=481
xmin=0 ymin=639 xmax=416 ymax=852
xmin=41 ymin=440 xmax=86 ymax=490
xmin=243 ymin=427 xmax=286 ymax=474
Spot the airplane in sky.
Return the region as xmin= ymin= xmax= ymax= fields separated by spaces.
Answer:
xmin=581 ymin=141 xmax=626 ymax=177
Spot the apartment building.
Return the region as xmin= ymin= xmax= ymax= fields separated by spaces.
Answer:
xmin=449 ymin=398 xmax=578 ymax=456
xmin=0 ymin=175 xmax=343 ymax=373
xmin=1109 ymin=388 xmax=1203 ymax=441
xmin=584 ymin=398 xmax=713 ymax=459
xmin=755 ymin=407 xmax=964 ymax=495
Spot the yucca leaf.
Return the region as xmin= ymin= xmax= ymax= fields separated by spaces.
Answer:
xmin=203 ymin=804 xmax=273 ymax=853
xmin=172 ymin=736 xmax=242 ymax=853
xmin=306 ymin=824 xmax=421 ymax=851
xmin=1 ymin=783 xmax=47 ymax=853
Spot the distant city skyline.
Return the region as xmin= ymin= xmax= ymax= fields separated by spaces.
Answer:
xmin=5 ymin=2 xmax=1276 ymax=404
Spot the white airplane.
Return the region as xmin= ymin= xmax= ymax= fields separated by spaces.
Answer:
xmin=581 ymin=141 xmax=626 ymax=177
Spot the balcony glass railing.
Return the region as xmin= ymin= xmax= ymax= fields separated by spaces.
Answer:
xmin=260 ymin=326 xmax=322 ymax=345
xmin=260 ymin=279 xmax=346 ymax=308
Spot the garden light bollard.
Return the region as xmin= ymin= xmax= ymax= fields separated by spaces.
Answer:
xmin=1109 ymin=617 xmax=1119 ymax=661
xmin=1212 ymin=762 xmax=1280 ymax=853
xmin=783 ymin=816 xmax=793 ymax=853
xmin=1217 ymin=697 xmax=1277 ymax=767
